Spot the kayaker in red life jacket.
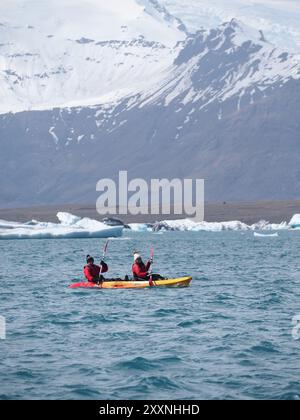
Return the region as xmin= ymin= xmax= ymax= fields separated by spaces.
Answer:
xmin=84 ymin=255 xmax=108 ymax=283
xmin=132 ymin=252 xmax=152 ymax=280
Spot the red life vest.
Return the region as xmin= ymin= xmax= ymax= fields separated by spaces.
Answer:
xmin=132 ymin=261 xmax=151 ymax=279
xmin=84 ymin=263 xmax=108 ymax=282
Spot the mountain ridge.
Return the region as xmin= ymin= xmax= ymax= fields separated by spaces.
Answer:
xmin=1 ymin=1 xmax=300 ymax=206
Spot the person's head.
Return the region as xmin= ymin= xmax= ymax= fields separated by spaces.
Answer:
xmin=133 ymin=252 xmax=142 ymax=264
xmin=86 ymin=255 xmax=94 ymax=265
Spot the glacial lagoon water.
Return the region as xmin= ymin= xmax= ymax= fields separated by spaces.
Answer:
xmin=0 ymin=230 xmax=300 ymax=400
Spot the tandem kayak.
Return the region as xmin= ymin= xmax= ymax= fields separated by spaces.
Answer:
xmin=69 ymin=277 xmax=192 ymax=289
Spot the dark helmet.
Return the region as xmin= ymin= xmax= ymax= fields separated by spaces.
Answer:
xmin=86 ymin=255 xmax=94 ymax=264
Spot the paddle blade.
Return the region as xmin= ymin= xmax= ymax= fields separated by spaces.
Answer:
xmin=101 ymin=240 xmax=110 ymax=260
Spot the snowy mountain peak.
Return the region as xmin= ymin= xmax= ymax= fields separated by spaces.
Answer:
xmin=160 ymin=0 xmax=300 ymax=53
xmin=1 ymin=1 xmax=299 ymax=116
xmin=140 ymin=19 xmax=300 ymax=115
xmin=220 ymin=19 xmax=271 ymax=48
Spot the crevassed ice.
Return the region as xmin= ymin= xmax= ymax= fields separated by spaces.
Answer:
xmin=161 ymin=0 xmax=300 ymax=52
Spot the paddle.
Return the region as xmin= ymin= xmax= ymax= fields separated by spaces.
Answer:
xmin=98 ymin=239 xmax=110 ymax=286
xmin=149 ymin=246 xmax=156 ymax=287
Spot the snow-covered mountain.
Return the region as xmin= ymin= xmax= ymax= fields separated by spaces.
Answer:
xmin=0 ymin=0 xmax=185 ymax=113
xmin=138 ymin=20 xmax=300 ymax=113
xmin=161 ymin=0 xmax=300 ymax=52
xmin=1 ymin=0 xmax=300 ymax=206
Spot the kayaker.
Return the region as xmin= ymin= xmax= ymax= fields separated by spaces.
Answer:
xmin=132 ymin=252 xmax=152 ymax=280
xmin=84 ymin=255 xmax=108 ymax=283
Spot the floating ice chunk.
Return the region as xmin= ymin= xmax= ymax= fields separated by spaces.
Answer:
xmin=141 ymin=218 xmax=291 ymax=232
xmin=254 ymin=232 xmax=279 ymax=238
xmin=289 ymin=214 xmax=300 ymax=228
xmin=128 ymin=223 xmax=151 ymax=232
xmin=0 ymin=213 xmax=123 ymax=239
xmin=154 ymin=219 xmax=251 ymax=231
xmin=56 ymin=212 xmax=81 ymax=225
xmin=0 ymin=219 xmax=31 ymax=229
xmin=251 ymin=220 xmax=288 ymax=231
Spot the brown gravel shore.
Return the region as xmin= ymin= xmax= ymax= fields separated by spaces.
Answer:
xmin=0 ymin=200 xmax=299 ymax=225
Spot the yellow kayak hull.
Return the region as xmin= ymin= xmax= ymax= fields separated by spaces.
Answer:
xmin=70 ymin=277 xmax=192 ymax=289
xmin=103 ymin=277 xmax=192 ymax=289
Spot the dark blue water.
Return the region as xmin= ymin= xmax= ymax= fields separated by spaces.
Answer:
xmin=1 ymin=231 xmax=300 ymax=400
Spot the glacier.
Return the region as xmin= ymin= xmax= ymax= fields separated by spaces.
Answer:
xmin=0 ymin=0 xmax=185 ymax=114
xmin=161 ymin=0 xmax=300 ymax=52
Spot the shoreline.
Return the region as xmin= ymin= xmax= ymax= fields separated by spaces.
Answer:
xmin=0 ymin=200 xmax=299 ymax=225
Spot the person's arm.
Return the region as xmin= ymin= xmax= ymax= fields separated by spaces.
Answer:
xmin=99 ymin=261 xmax=108 ymax=274
xmin=145 ymin=260 xmax=151 ymax=271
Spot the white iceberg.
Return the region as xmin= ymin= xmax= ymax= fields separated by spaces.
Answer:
xmin=156 ymin=219 xmax=251 ymax=232
xmin=254 ymin=232 xmax=279 ymax=238
xmin=0 ymin=212 xmax=123 ymax=240
xmin=127 ymin=223 xmax=151 ymax=232
xmin=148 ymin=218 xmax=291 ymax=232
xmin=289 ymin=214 xmax=300 ymax=229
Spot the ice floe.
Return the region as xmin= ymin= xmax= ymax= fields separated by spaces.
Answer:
xmin=127 ymin=223 xmax=151 ymax=232
xmin=0 ymin=212 xmax=123 ymax=240
xmin=1 ymin=212 xmax=299 ymax=238
xmin=289 ymin=214 xmax=300 ymax=229
xmin=254 ymin=232 xmax=279 ymax=238
xmin=148 ymin=218 xmax=289 ymax=232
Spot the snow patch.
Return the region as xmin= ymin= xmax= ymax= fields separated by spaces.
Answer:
xmin=49 ymin=127 xmax=59 ymax=144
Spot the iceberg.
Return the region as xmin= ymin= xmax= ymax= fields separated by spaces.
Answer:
xmin=154 ymin=219 xmax=251 ymax=232
xmin=289 ymin=214 xmax=300 ymax=229
xmin=127 ymin=223 xmax=151 ymax=232
xmin=145 ymin=218 xmax=290 ymax=232
xmin=0 ymin=212 xmax=123 ymax=240
xmin=254 ymin=232 xmax=279 ymax=238
xmin=1 ymin=212 xmax=299 ymax=238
